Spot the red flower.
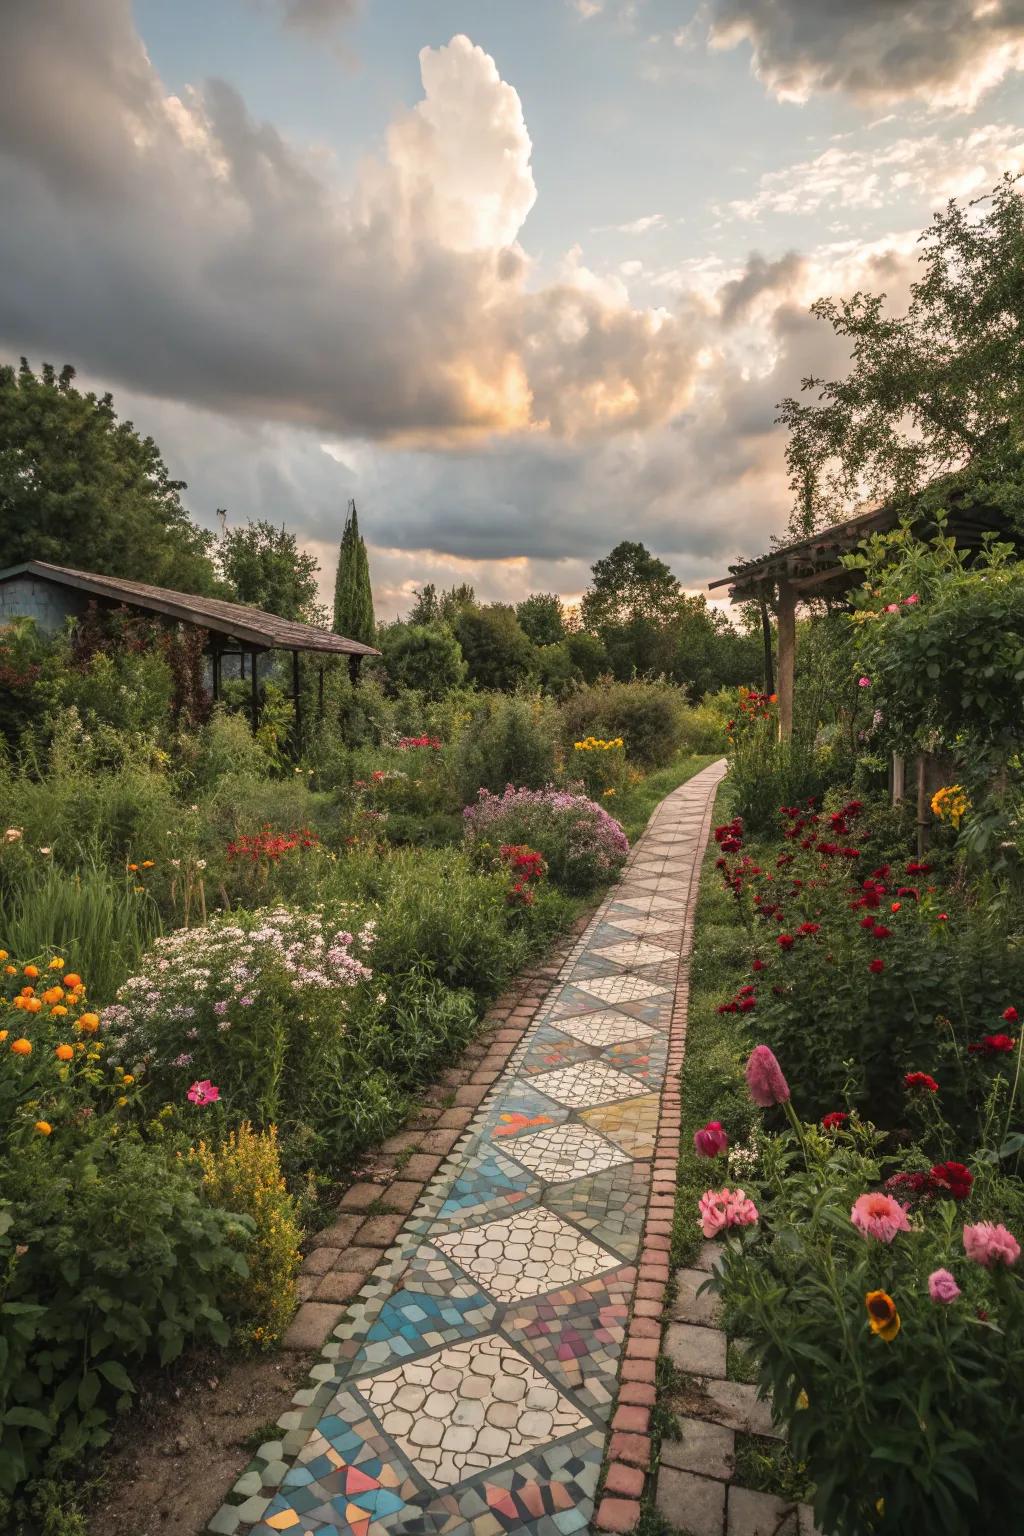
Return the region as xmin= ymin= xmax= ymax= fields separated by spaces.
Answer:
xmin=821 ymin=1111 xmax=848 ymax=1131
xmin=930 ymin=1161 xmax=974 ymax=1200
xmin=1002 ymin=1006 xmax=1019 ymax=1025
xmin=968 ymin=1034 xmax=1017 ymax=1056
xmin=752 ymin=959 xmax=765 ymax=972
xmin=777 ymin=933 xmax=795 ymax=950
xmin=693 ymin=1120 xmax=729 ymax=1158
xmin=872 ymin=925 xmax=892 ymax=940
xmin=906 ymin=861 xmax=932 ymax=874
xmin=859 ymin=916 xmax=876 ymax=931
xmin=869 ymin=958 xmax=885 ymax=974
xmin=904 ymin=1071 xmax=939 ymax=1093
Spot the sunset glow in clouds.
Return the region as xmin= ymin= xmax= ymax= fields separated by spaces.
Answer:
xmin=3 ymin=0 xmax=1024 ymax=614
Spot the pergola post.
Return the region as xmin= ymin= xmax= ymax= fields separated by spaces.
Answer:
xmin=776 ymin=577 xmax=796 ymax=741
xmin=349 ymin=654 xmax=362 ymax=687
xmin=249 ymin=650 xmax=260 ymax=732
xmin=292 ymin=649 xmax=302 ymax=757
xmin=759 ymin=596 xmax=775 ymax=697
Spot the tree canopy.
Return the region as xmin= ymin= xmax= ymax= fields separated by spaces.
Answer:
xmin=455 ymin=603 xmax=538 ymax=692
xmin=218 ymin=519 xmax=325 ymax=624
xmin=516 ymin=592 xmax=566 ymax=646
xmin=0 ymin=358 xmax=218 ymax=591
xmin=780 ymin=175 xmax=1024 ymax=538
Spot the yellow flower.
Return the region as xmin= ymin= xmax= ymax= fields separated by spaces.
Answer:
xmin=141 ymin=860 xmax=155 ymax=868
xmin=34 ymin=1120 xmax=52 ymax=1136
xmin=865 ymin=1289 xmax=900 ymax=1342
xmin=796 ymin=1389 xmax=809 ymax=1409
xmin=123 ymin=1074 xmax=135 ymax=1085
xmin=117 ymin=1095 xmax=128 ymax=1107
xmin=0 ymin=1030 xmax=7 ymax=1043
xmin=49 ymin=957 xmax=64 ymax=969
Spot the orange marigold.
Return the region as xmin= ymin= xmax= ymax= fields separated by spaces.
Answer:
xmin=23 ymin=998 xmax=42 ymax=1014
xmin=50 ymin=1005 xmax=68 ymax=1017
xmin=55 ymin=1043 xmax=74 ymax=1061
xmin=42 ymin=986 xmax=64 ymax=1004
xmin=76 ymin=1013 xmax=100 ymax=1033
xmin=11 ymin=1038 xmax=32 ymax=1055
xmin=34 ymin=1121 xmax=52 ymax=1136
xmin=23 ymin=965 xmax=39 ymax=979
xmin=63 ymin=973 xmax=82 ymax=988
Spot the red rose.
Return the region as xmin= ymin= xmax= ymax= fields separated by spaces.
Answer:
xmin=872 ymin=925 xmax=892 ymax=940
xmin=752 ymin=959 xmax=765 ymax=972
xmin=821 ymin=1111 xmax=848 ymax=1131
xmin=1003 ymin=1006 xmax=1019 ymax=1025
xmin=797 ymin=922 xmax=820 ymax=936
xmin=968 ymin=1034 xmax=1017 ymax=1056
xmin=904 ymin=1071 xmax=939 ymax=1093
xmin=778 ymin=933 xmax=795 ymax=950
xmin=930 ymin=1161 xmax=973 ymax=1200
xmin=869 ymin=958 xmax=885 ymax=974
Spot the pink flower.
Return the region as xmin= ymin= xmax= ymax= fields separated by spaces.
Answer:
xmin=745 ymin=1045 xmax=790 ymax=1107
xmin=858 ymin=677 xmax=871 ymax=688
xmin=851 ymin=1191 xmax=912 ymax=1243
xmin=904 ymin=594 xmax=920 ymax=605
xmin=699 ymin=1186 xmax=759 ymax=1239
xmin=885 ymin=603 xmax=900 ymax=613
xmin=963 ymin=1221 xmax=1020 ymax=1269
xmin=928 ymin=1268 xmax=961 ymax=1304
xmin=187 ymin=1079 xmax=221 ymax=1106
xmin=694 ymin=1121 xmax=729 ymax=1158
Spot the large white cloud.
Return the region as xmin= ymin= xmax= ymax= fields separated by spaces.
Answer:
xmin=708 ymin=0 xmax=1024 ymax=110
xmin=0 ymin=2 xmax=699 ymax=444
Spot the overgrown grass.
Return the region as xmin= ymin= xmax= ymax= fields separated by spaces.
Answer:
xmin=670 ymin=778 xmax=759 ymax=1270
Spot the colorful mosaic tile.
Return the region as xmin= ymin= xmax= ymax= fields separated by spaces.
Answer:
xmin=527 ymin=1060 xmax=651 ymax=1108
xmin=435 ymin=1148 xmax=537 ymax=1219
xmin=431 ymin=1206 xmax=619 ymax=1299
xmin=543 ymin=1159 xmax=652 ymax=1259
xmin=550 ymin=1010 xmax=655 ymax=1048
xmin=590 ymin=939 xmax=678 ymax=968
xmin=579 ymin=1093 xmax=660 ymax=1157
xmin=572 ymin=973 xmax=670 ymax=1007
xmin=518 ymin=1027 xmax=597 ymax=1077
xmin=501 ymin=1121 xmax=631 ymax=1184
xmin=503 ymin=1267 xmax=635 ymax=1412
xmin=354 ymin=1334 xmax=591 ymax=1488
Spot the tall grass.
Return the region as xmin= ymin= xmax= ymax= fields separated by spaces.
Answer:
xmin=0 ymin=854 xmax=163 ymax=1003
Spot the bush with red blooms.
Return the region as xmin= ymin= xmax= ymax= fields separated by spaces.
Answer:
xmin=495 ymin=843 xmax=547 ymax=910
xmin=397 ymin=734 xmax=442 ymax=750
xmin=709 ymin=791 xmax=1024 ymax=1135
xmin=226 ymin=825 xmax=320 ymax=864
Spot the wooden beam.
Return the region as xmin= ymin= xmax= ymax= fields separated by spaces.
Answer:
xmin=776 ymin=577 xmax=796 ymax=741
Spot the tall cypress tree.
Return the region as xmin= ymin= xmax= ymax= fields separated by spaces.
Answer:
xmin=332 ymin=500 xmax=376 ymax=644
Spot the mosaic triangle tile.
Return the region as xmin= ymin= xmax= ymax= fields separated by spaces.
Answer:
xmin=431 ymin=1206 xmax=620 ymax=1300
xmin=573 ymin=973 xmax=670 ymax=1007
xmin=579 ymin=1093 xmax=660 ymax=1157
xmin=500 ymin=1121 xmax=631 ymax=1184
xmin=503 ymin=1266 xmax=635 ymax=1412
xmin=542 ymin=1160 xmax=652 ymax=1260
xmin=525 ymin=1060 xmax=651 ymax=1108
xmin=549 ymin=1010 xmax=656 ymax=1048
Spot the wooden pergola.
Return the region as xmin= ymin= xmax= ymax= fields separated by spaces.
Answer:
xmin=709 ymin=498 xmax=1017 ymax=739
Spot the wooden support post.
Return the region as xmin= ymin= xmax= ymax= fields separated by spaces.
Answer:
xmin=249 ymin=650 xmax=259 ymax=733
xmin=916 ymin=754 xmax=929 ymax=858
xmin=891 ymin=753 xmax=906 ymax=804
xmin=776 ymin=577 xmax=796 ymax=741
xmin=211 ymin=648 xmax=221 ymax=703
xmin=759 ymin=597 xmax=775 ymax=697
xmin=292 ymin=649 xmax=302 ymax=757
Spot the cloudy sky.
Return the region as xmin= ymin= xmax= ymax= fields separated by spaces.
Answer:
xmin=3 ymin=1 xmax=1024 ymax=617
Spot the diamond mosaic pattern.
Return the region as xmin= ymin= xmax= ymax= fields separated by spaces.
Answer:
xmin=205 ymin=759 xmax=726 ymax=1536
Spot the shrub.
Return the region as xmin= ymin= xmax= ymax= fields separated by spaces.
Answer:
xmin=464 ymin=785 xmax=628 ymax=894
xmin=190 ymin=1122 xmax=301 ymax=1351
xmin=710 ymin=1123 xmax=1024 ymax=1536
xmin=451 ymin=693 xmax=558 ymax=805
xmin=379 ymin=622 xmax=467 ymax=699
xmin=104 ymin=907 xmax=374 ymax=1130
xmin=187 ymin=708 xmax=272 ymax=790
xmin=677 ymin=691 xmax=732 ymax=754
xmin=568 ymin=736 xmax=629 ymax=799
xmin=559 ymin=678 xmax=685 ymax=768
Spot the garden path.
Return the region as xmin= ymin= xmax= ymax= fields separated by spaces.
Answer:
xmin=205 ymin=759 xmax=727 ymax=1536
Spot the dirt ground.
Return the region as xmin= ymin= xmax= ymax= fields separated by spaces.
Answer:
xmin=85 ymin=1346 xmax=315 ymax=1536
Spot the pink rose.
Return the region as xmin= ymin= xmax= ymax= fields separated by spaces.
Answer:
xmin=885 ymin=603 xmax=900 ymax=613
xmin=963 ymin=1221 xmax=1020 ymax=1269
xmin=745 ymin=1045 xmax=790 ymax=1107
xmin=858 ymin=677 xmax=871 ymax=688
xmin=699 ymin=1186 xmax=759 ymax=1239
xmin=694 ymin=1120 xmax=729 ymax=1158
xmin=904 ymin=594 xmax=920 ymax=605
xmin=851 ymin=1191 xmax=912 ymax=1243
xmin=927 ymin=1268 xmax=961 ymax=1304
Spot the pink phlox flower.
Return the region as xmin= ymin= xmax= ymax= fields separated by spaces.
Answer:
xmin=745 ymin=1045 xmax=790 ymax=1107
xmin=851 ymin=1191 xmax=912 ymax=1243
xmin=963 ymin=1221 xmax=1020 ymax=1269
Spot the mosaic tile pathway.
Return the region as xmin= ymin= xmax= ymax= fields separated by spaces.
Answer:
xmin=206 ymin=760 xmax=727 ymax=1536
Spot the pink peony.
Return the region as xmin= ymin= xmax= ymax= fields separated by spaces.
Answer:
xmin=885 ymin=603 xmax=900 ymax=613
xmin=745 ymin=1045 xmax=790 ymax=1107
xmin=186 ymin=1079 xmax=221 ymax=1106
xmin=699 ymin=1186 xmax=759 ymax=1239
xmin=928 ymin=1268 xmax=961 ymax=1304
xmin=850 ymin=1191 xmax=912 ymax=1243
xmin=963 ymin=1221 xmax=1020 ymax=1269
xmin=694 ymin=1121 xmax=729 ymax=1158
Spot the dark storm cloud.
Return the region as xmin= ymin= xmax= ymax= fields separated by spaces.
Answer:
xmin=709 ymin=0 xmax=1024 ymax=108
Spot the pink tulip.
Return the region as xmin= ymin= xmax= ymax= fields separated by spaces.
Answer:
xmin=694 ymin=1120 xmax=729 ymax=1158
xmin=699 ymin=1187 xmax=759 ymax=1239
xmin=858 ymin=677 xmax=871 ymax=688
xmin=904 ymin=594 xmax=920 ymax=605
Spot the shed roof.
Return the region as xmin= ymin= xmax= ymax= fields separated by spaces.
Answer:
xmin=0 ymin=561 xmax=380 ymax=656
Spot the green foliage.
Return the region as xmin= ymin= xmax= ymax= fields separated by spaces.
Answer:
xmin=515 ymin=593 xmax=566 ymax=646
xmin=564 ymin=628 xmax=610 ymax=683
xmin=848 ymin=521 xmax=1024 ymax=769
xmin=579 ymin=541 xmax=682 ymax=677
xmin=454 ymin=604 xmax=538 ymax=691
xmin=451 ymin=693 xmax=558 ymax=804
xmin=0 ymin=1137 xmax=246 ymax=1495
xmin=407 ymin=583 xmax=475 ymax=628
xmin=559 ymin=678 xmax=686 ymax=768
xmin=379 ymin=622 xmax=467 ymax=699
xmin=712 ymin=1132 xmax=1024 ymax=1536
xmin=218 ymin=520 xmax=326 ymax=625
xmin=0 ymin=358 xmax=218 ymax=591
xmin=780 ymin=175 xmax=1024 ymax=535
xmin=332 ymin=502 xmax=375 ymax=645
